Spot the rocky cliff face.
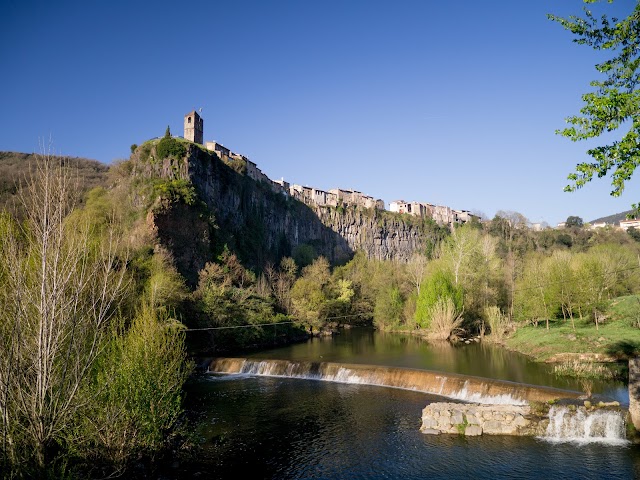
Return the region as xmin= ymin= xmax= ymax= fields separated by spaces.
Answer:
xmin=135 ymin=143 xmax=443 ymax=284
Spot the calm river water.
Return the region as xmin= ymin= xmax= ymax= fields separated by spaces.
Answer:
xmin=175 ymin=328 xmax=640 ymax=479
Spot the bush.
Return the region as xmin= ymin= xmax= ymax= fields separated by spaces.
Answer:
xmin=152 ymin=179 xmax=196 ymax=205
xmin=70 ymin=306 xmax=191 ymax=468
xmin=553 ymin=360 xmax=615 ymax=380
xmin=138 ymin=143 xmax=153 ymax=163
xmin=292 ymin=243 xmax=317 ymax=269
xmin=156 ymin=137 xmax=186 ymax=160
xmin=414 ymin=269 xmax=463 ymax=329
xmin=628 ymin=227 xmax=640 ymax=242
xmin=373 ymin=286 xmax=404 ymax=330
xmin=484 ymin=305 xmax=511 ymax=341
xmin=427 ymin=297 xmax=464 ymax=340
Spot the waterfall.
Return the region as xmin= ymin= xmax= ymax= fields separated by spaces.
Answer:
xmin=447 ymin=383 xmax=528 ymax=405
xmin=208 ymin=358 xmax=583 ymax=405
xmin=544 ymin=405 xmax=628 ymax=444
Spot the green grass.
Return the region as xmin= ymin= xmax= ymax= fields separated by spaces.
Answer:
xmin=609 ymin=295 xmax=640 ymax=327
xmin=505 ymin=295 xmax=640 ymax=362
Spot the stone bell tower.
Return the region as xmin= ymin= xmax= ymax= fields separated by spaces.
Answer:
xmin=184 ymin=110 xmax=203 ymax=144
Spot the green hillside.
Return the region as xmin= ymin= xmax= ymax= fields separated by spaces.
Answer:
xmin=0 ymin=151 xmax=109 ymax=216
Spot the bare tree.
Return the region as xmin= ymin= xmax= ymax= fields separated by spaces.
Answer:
xmin=406 ymin=253 xmax=428 ymax=296
xmin=442 ymin=226 xmax=482 ymax=286
xmin=0 ymin=153 xmax=127 ymax=472
xmin=271 ymin=257 xmax=297 ymax=313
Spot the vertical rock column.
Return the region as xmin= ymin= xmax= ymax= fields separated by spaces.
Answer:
xmin=629 ymin=357 xmax=640 ymax=430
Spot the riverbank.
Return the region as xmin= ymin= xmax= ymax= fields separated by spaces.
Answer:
xmin=503 ymin=295 xmax=640 ymax=363
xmin=375 ymin=295 xmax=640 ymax=381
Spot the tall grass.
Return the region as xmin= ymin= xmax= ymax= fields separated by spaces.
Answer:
xmin=553 ymin=360 xmax=615 ymax=380
xmin=485 ymin=306 xmax=511 ymax=341
xmin=427 ymin=297 xmax=464 ymax=340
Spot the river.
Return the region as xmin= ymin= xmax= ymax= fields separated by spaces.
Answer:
xmin=174 ymin=327 xmax=640 ymax=479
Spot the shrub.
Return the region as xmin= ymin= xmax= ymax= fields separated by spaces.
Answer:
xmin=484 ymin=305 xmax=511 ymax=341
xmin=553 ymin=360 xmax=615 ymax=380
xmin=138 ymin=143 xmax=153 ymax=163
xmin=69 ymin=306 xmax=191 ymax=468
xmin=427 ymin=297 xmax=464 ymax=340
xmin=373 ymin=286 xmax=404 ymax=330
xmin=414 ymin=269 xmax=463 ymax=329
xmin=156 ymin=137 xmax=186 ymax=160
xmin=152 ymin=179 xmax=196 ymax=205
xmin=292 ymin=243 xmax=317 ymax=269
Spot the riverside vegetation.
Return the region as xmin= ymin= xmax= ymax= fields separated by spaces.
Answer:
xmin=1 ymin=133 xmax=640 ymax=477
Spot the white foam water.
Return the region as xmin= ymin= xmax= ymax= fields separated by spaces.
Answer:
xmin=211 ymin=360 xmax=530 ymax=404
xmin=448 ymin=383 xmax=528 ymax=405
xmin=543 ymin=405 xmax=629 ymax=445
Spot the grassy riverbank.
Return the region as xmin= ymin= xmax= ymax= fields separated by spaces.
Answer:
xmin=504 ymin=295 xmax=640 ymax=364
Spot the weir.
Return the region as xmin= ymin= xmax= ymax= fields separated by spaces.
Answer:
xmin=544 ymin=405 xmax=628 ymax=444
xmin=208 ymin=357 xmax=583 ymax=405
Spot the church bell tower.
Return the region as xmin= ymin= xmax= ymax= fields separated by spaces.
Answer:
xmin=184 ymin=110 xmax=203 ymax=144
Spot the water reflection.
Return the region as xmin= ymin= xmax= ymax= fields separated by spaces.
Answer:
xmin=245 ymin=327 xmax=627 ymax=404
xmin=179 ymin=375 xmax=640 ymax=480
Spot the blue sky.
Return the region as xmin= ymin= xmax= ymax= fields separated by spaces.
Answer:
xmin=1 ymin=0 xmax=638 ymax=226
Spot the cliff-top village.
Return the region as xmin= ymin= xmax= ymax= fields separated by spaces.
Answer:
xmin=184 ymin=110 xmax=479 ymax=229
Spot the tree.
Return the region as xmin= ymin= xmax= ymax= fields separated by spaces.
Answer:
xmin=164 ymin=125 xmax=171 ymax=138
xmin=414 ymin=268 xmax=463 ymax=329
xmin=265 ymin=257 xmax=297 ymax=313
xmin=566 ymin=215 xmax=584 ymax=228
xmin=406 ymin=253 xmax=428 ymax=295
xmin=514 ymin=253 xmax=555 ymax=329
xmin=373 ymin=286 xmax=404 ymax=330
xmin=548 ymin=250 xmax=579 ymax=330
xmin=292 ymin=243 xmax=317 ymax=269
xmin=628 ymin=226 xmax=640 ymax=241
xmin=291 ymin=257 xmax=331 ymax=331
xmin=0 ymin=154 xmax=127 ymax=472
xmin=549 ymin=1 xmax=640 ymax=211
xmin=70 ymin=305 xmax=189 ymax=468
xmin=440 ymin=225 xmax=482 ymax=286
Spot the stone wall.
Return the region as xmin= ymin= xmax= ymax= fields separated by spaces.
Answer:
xmin=420 ymin=402 xmax=544 ymax=436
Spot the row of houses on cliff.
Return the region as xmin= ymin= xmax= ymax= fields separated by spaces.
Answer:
xmin=389 ymin=200 xmax=479 ymax=227
xmin=183 ymin=110 xmax=475 ymax=227
xmin=558 ymin=219 xmax=640 ymax=231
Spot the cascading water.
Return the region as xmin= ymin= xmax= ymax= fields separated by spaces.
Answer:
xmin=208 ymin=358 xmax=583 ymax=405
xmin=544 ymin=405 xmax=628 ymax=444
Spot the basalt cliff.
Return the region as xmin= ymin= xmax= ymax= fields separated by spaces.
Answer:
xmin=133 ymin=141 xmax=445 ymax=285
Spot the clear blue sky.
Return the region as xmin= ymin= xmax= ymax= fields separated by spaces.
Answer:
xmin=1 ymin=0 xmax=638 ymax=226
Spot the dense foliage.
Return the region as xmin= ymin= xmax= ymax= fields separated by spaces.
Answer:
xmin=549 ymin=0 xmax=640 ymax=211
xmin=0 ymin=156 xmax=191 ymax=478
xmin=156 ymin=137 xmax=186 ymax=160
xmin=269 ymin=214 xmax=640 ymax=344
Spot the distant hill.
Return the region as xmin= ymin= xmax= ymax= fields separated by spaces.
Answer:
xmin=589 ymin=209 xmax=637 ymax=225
xmin=0 ymin=151 xmax=109 ymax=217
